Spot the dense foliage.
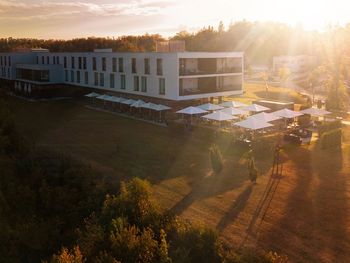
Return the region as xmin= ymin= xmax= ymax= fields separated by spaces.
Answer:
xmin=321 ymin=128 xmax=342 ymax=149
xmin=209 ymin=144 xmax=223 ymax=174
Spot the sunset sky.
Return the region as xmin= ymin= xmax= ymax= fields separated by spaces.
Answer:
xmin=0 ymin=0 xmax=349 ymax=39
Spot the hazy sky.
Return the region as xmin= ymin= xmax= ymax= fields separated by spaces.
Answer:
xmin=0 ymin=0 xmax=349 ymax=39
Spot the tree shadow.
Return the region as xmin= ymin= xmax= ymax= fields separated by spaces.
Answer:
xmin=216 ymin=184 xmax=254 ymax=232
xmin=169 ymin=158 xmax=248 ymax=215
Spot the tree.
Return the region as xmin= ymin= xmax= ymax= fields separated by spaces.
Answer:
xmin=49 ymin=246 xmax=84 ymax=263
xmin=248 ymin=156 xmax=258 ymax=183
xmin=261 ymin=71 xmax=270 ymax=98
xmin=209 ymin=144 xmax=223 ymax=174
xmin=278 ymin=67 xmax=291 ymax=87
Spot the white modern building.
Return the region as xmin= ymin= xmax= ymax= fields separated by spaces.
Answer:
xmin=0 ymin=48 xmax=244 ymax=102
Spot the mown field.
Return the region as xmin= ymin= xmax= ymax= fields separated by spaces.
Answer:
xmin=6 ymin=83 xmax=350 ymax=263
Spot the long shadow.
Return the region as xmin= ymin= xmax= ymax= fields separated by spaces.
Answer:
xmin=169 ymin=159 xmax=248 ymax=215
xmin=216 ymin=184 xmax=253 ymax=232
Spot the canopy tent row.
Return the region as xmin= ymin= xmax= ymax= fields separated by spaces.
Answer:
xmin=272 ymin=108 xmax=304 ymax=119
xmin=84 ymin=92 xmax=101 ymax=98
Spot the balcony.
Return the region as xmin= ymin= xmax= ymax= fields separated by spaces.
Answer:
xmin=179 ymin=66 xmax=242 ymax=76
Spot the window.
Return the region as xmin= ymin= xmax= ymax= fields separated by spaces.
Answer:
xmin=77 ymin=71 xmax=80 ymax=83
xmin=36 ymin=56 xmax=38 ymax=64
xmin=84 ymin=71 xmax=88 ymax=84
xmin=70 ymin=70 xmax=74 ymax=82
xmin=8 ymin=56 xmax=11 ymax=66
xmin=141 ymin=76 xmax=147 ymax=92
xmin=99 ymin=73 xmax=104 ymax=86
xmin=132 ymin=58 xmax=137 ymax=73
xmin=53 ymin=56 xmax=56 ymax=64
xmin=83 ymin=57 xmax=87 ymax=70
xmin=157 ymin=59 xmax=163 ymax=75
xmin=120 ymin=75 xmax=126 ymax=90
xmin=112 ymin=58 xmax=117 ymax=72
xmin=42 ymin=56 xmax=44 ymax=64
xmin=4 ymin=56 xmax=6 ymax=66
xmin=102 ymin=57 xmax=106 ymax=71
xmin=0 ymin=56 xmax=2 ymax=66
xmin=64 ymin=57 xmax=67 ymax=68
xmin=46 ymin=56 xmax=50 ymax=64
xmin=159 ymin=78 xmax=165 ymax=95
xmin=65 ymin=70 xmax=69 ymax=81
xmin=94 ymin=72 xmax=98 ymax=86
xmin=92 ymin=57 xmax=97 ymax=71
xmin=144 ymin=58 xmax=150 ymax=74
xmin=110 ymin=74 xmax=115 ymax=89
xmin=118 ymin=58 xmax=124 ymax=72
xmin=56 ymin=56 xmax=60 ymax=64
xmin=71 ymin=57 xmax=75 ymax=69
xmin=78 ymin=57 xmax=82 ymax=69
xmin=133 ymin=76 xmax=139 ymax=91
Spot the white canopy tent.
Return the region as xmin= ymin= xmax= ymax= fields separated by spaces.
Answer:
xmin=197 ymin=103 xmax=224 ymax=111
xmin=234 ymin=118 xmax=273 ymax=130
xmin=300 ymin=107 xmax=331 ymax=116
xmin=153 ymin=104 xmax=171 ymax=111
xmin=130 ymin=100 xmax=146 ymax=108
xmin=96 ymin=94 xmax=111 ymax=100
xmin=241 ymin=104 xmax=270 ymax=112
xmin=120 ymin=99 xmax=136 ymax=105
xmin=220 ymin=107 xmax=248 ymax=116
xmin=141 ymin=102 xmax=159 ymax=110
xmin=248 ymin=112 xmax=282 ymax=122
xmin=202 ymin=111 xmax=238 ymax=121
xmin=84 ymin=92 xmax=100 ymax=98
xmin=273 ymin=108 xmax=304 ymax=119
xmin=176 ymin=106 xmax=208 ymax=115
xmin=219 ymin=101 xmax=248 ymax=108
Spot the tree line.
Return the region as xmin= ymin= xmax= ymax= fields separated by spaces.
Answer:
xmin=2 ymin=21 xmax=350 ymax=65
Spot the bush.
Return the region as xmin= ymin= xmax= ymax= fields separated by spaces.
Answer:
xmin=321 ymin=128 xmax=342 ymax=149
xmin=209 ymin=144 xmax=223 ymax=174
xmin=248 ymin=157 xmax=258 ymax=183
xmin=318 ymin=120 xmax=342 ymax=137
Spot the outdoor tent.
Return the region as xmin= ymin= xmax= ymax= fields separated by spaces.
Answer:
xmin=176 ymin=106 xmax=208 ymax=115
xmin=219 ymin=101 xmax=248 ymax=108
xmin=300 ymin=107 xmax=331 ymax=116
xmin=273 ymin=108 xmax=303 ymax=119
xmin=248 ymin=112 xmax=282 ymax=122
xmin=96 ymin=94 xmax=111 ymax=100
xmin=197 ymin=103 xmax=224 ymax=111
xmin=84 ymin=92 xmax=100 ymax=97
xmin=241 ymin=103 xmax=270 ymax=112
xmin=234 ymin=118 xmax=273 ymax=130
xmin=220 ymin=107 xmax=248 ymax=116
xmin=120 ymin=99 xmax=136 ymax=105
xmin=202 ymin=111 xmax=238 ymax=121
xmin=153 ymin=104 xmax=171 ymax=111
xmin=130 ymin=100 xmax=146 ymax=108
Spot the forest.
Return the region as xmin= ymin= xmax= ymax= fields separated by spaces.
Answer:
xmin=1 ymin=21 xmax=350 ymax=65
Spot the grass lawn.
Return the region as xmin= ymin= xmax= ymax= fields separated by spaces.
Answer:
xmin=5 ymin=83 xmax=350 ymax=263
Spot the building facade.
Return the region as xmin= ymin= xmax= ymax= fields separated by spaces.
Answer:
xmin=0 ymin=49 xmax=244 ymax=101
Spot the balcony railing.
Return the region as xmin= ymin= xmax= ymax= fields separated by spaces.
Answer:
xmin=179 ymin=84 xmax=242 ymax=96
xmin=179 ymin=67 xmax=242 ymax=76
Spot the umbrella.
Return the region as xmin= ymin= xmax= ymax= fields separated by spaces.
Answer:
xmin=130 ymin=100 xmax=146 ymax=108
xmin=202 ymin=111 xmax=238 ymax=121
xmin=248 ymin=112 xmax=282 ymax=122
xmin=197 ymin=103 xmax=224 ymax=111
xmin=273 ymin=108 xmax=303 ymax=119
xmin=153 ymin=104 xmax=171 ymax=111
xmin=141 ymin=102 xmax=159 ymax=110
xmin=241 ymin=104 xmax=270 ymax=112
xmin=120 ymin=99 xmax=136 ymax=105
xmin=84 ymin=92 xmax=100 ymax=97
xmin=219 ymin=101 xmax=248 ymax=108
xmin=176 ymin=106 xmax=208 ymax=115
xmin=220 ymin=107 xmax=248 ymax=116
xmin=300 ymin=107 xmax=331 ymax=116
xmin=234 ymin=118 xmax=273 ymax=130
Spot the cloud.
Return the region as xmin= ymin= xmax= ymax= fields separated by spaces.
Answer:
xmin=0 ymin=0 xmax=174 ymax=20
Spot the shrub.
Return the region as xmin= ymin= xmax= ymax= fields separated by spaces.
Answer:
xmin=248 ymin=157 xmax=258 ymax=183
xmin=321 ymin=128 xmax=342 ymax=149
xmin=209 ymin=144 xmax=223 ymax=174
xmin=318 ymin=120 xmax=342 ymax=137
